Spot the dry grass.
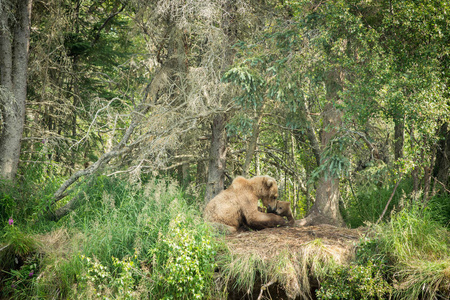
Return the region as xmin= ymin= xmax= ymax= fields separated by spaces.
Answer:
xmin=219 ymin=224 xmax=365 ymax=299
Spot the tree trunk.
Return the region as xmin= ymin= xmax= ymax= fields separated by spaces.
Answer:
xmin=410 ymin=123 xmax=419 ymax=195
xmin=177 ymin=162 xmax=189 ymax=189
xmin=204 ymin=0 xmax=236 ymax=203
xmin=298 ymin=102 xmax=345 ymax=227
xmin=299 ymin=99 xmax=321 ymax=168
xmin=298 ymin=66 xmax=345 ymax=227
xmin=0 ymin=0 xmax=32 ymax=180
xmin=433 ymin=122 xmax=450 ymax=193
xmin=242 ymin=105 xmax=265 ymax=177
xmin=394 ymin=116 xmax=405 ymax=161
xmin=205 ymin=114 xmax=228 ymax=203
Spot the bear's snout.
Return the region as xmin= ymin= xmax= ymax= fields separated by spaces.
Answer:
xmin=266 ymin=205 xmax=276 ymax=213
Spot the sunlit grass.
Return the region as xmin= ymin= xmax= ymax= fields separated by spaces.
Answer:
xmin=372 ymin=204 xmax=450 ymax=299
xmin=217 ymin=238 xmax=344 ymax=299
xmin=0 ymin=176 xmax=222 ymax=299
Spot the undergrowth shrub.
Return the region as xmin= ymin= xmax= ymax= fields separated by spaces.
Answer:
xmin=427 ymin=193 xmax=450 ymax=227
xmin=77 ymin=254 xmax=137 ymax=299
xmin=343 ymin=178 xmax=412 ymax=228
xmin=0 ymin=219 xmax=41 ymax=299
xmin=0 ymin=163 xmax=62 ymax=229
xmin=1 ymin=220 xmax=40 ymax=264
xmin=316 ymin=261 xmax=391 ymax=300
xmin=316 ymin=230 xmax=392 ymax=299
xmin=1 ymin=255 xmax=40 ymax=300
xmin=26 ymin=176 xmax=223 ymax=300
xmin=147 ymin=215 xmax=218 ymax=299
xmin=369 ymin=203 xmax=450 ymax=299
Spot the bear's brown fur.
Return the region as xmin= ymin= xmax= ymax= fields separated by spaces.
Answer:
xmin=274 ymin=201 xmax=295 ymax=226
xmin=258 ymin=201 xmax=295 ymax=226
xmin=204 ymin=176 xmax=288 ymax=233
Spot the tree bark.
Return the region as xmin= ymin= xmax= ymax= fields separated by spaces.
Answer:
xmin=204 ymin=0 xmax=236 ymax=203
xmin=299 ymin=99 xmax=321 ymax=168
xmin=0 ymin=0 xmax=32 ymax=180
xmin=298 ymin=66 xmax=345 ymax=227
xmin=433 ymin=122 xmax=450 ymax=193
xmin=394 ymin=116 xmax=405 ymax=161
xmin=242 ymin=105 xmax=265 ymax=177
xmin=205 ymin=114 xmax=228 ymax=203
xmin=298 ymin=102 xmax=345 ymax=227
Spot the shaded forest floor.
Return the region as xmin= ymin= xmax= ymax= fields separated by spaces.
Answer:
xmin=223 ymin=224 xmax=366 ymax=299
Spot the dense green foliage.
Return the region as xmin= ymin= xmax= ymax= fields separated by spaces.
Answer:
xmin=2 ymin=173 xmax=450 ymax=298
xmin=316 ymin=261 xmax=391 ymax=300
xmin=0 ymin=176 xmax=221 ymax=299
xmin=1 ymin=0 xmax=449 ymax=298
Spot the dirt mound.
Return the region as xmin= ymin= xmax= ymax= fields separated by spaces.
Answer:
xmin=222 ymin=224 xmax=366 ymax=299
xmin=226 ymin=224 xmax=364 ymax=259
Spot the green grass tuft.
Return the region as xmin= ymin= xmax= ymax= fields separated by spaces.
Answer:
xmin=369 ymin=203 xmax=450 ymax=299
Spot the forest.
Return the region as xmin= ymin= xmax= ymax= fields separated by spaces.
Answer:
xmin=0 ymin=0 xmax=449 ymax=299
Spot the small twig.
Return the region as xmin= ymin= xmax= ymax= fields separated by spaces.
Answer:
xmin=257 ymin=280 xmax=276 ymax=300
xmin=432 ymin=176 xmax=450 ymax=194
xmin=0 ymin=244 xmax=11 ymax=252
xmin=376 ymin=174 xmax=402 ymax=225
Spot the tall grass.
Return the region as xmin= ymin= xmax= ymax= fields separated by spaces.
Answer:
xmin=370 ymin=203 xmax=450 ymax=299
xmin=343 ymin=178 xmax=413 ymax=228
xmin=218 ymin=239 xmax=343 ymax=299
xmin=1 ymin=175 xmax=222 ymax=299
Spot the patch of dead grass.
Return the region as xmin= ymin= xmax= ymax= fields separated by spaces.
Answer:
xmin=220 ymin=224 xmax=365 ymax=299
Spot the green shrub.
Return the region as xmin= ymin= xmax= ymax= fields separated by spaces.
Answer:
xmin=1 ymin=255 xmax=40 ymax=300
xmin=427 ymin=193 xmax=450 ymax=227
xmin=77 ymin=254 xmax=137 ymax=299
xmin=0 ymin=220 xmax=41 ymax=299
xmin=147 ymin=214 xmax=218 ymax=300
xmin=1 ymin=219 xmax=40 ymax=270
xmin=316 ymin=261 xmax=391 ymax=300
xmin=24 ymin=177 xmax=223 ymax=299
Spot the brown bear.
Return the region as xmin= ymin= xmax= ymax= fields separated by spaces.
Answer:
xmin=204 ymin=176 xmax=288 ymax=233
xmin=274 ymin=201 xmax=295 ymax=226
xmin=258 ymin=200 xmax=295 ymax=226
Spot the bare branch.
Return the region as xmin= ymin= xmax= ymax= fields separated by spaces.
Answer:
xmin=257 ymin=280 xmax=276 ymax=300
xmin=347 ymin=129 xmax=379 ymax=160
xmin=376 ymin=174 xmax=402 ymax=225
xmin=51 ymin=63 xmax=172 ymax=216
xmin=92 ymin=4 xmax=127 ymax=44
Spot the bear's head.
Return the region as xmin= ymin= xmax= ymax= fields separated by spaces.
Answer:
xmin=274 ymin=201 xmax=295 ymax=225
xmin=256 ymin=176 xmax=279 ymax=213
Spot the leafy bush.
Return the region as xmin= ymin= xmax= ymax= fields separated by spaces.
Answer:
xmin=343 ymin=177 xmax=412 ymax=228
xmin=1 ymin=255 xmax=39 ymax=300
xmin=18 ymin=176 xmax=223 ymax=300
xmin=147 ymin=215 xmax=218 ymax=300
xmin=77 ymin=254 xmax=137 ymax=299
xmin=0 ymin=219 xmax=41 ymax=299
xmin=0 ymin=166 xmax=62 ymax=232
xmin=1 ymin=221 xmax=39 ymax=257
xmin=316 ymin=261 xmax=391 ymax=300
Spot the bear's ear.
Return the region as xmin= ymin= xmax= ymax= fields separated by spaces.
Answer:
xmin=265 ymin=177 xmax=275 ymax=188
